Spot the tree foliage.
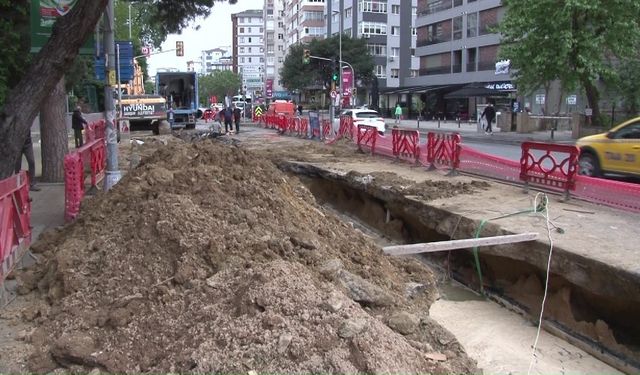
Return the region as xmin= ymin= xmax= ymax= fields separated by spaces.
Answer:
xmin=198 ymin=70 xmax=242 ymax=106
xmin=0 ymin=0 xmax=30 ymax=108
xmin=280 ymin=35 xmax=375 ymax=92
xmin=499 ymin=0 xmax=640 ymax=125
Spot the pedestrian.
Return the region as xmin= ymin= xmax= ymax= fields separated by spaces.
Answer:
xmin=14 ymin=133 xmax=40 ymax=191
xmin=71 ymin=106 xmax=87 ymax=148
xmin=480 ymin=102 xmax=496 ymax=134
xmin=394 ymin=103 xmax=402 ymax=124
xmin=297 ymin=104 xmax=303 ymax=116
xmin=233 ymin=104 xmax=242 ymax=134
xmin=223 ymin=106 xmax=234 ymax=134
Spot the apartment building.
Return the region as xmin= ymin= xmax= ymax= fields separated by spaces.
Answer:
xmin=200 ymin=48 xmax=233 ymax=74
xmin=284 ymin=0 xmax=327 ymax=50
xmin=264 ymin=0 xmax=287 ymax=98
xmin=232 ymin=9 xmax=265 ymax=97
xmin=326 ymin=0 xmax=419 ymax=91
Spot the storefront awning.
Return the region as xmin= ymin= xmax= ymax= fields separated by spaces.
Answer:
xmin=444 ymin=84 xmax=510 ymax=99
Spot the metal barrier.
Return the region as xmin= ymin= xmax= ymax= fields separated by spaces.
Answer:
xmin=392 ymin=128 xmax=420 ymax=164
xmin=519 ymin=141 xmax=580 ymax=199
xmin=357 ymin=125 xmax=378 ymax=155
xmin=0 ymin=171 xmax=32 ymax=303
xmin=64 ymin=139 xmax=107 ymax=222
xmin=427 ymin=132 xmax=461 ymax=175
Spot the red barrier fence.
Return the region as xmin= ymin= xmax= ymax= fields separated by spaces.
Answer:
xmin=84 ymin=120 xmax=106 ymax=143
xmin=321 ymin=119 xmax=332 ymax=140
xmin=392 ymin=128 xmax=420 ymax=164
xmin=64 ymin=139 xmax=107 ymax=222
xmin=202 ymin=109 xmax=215 ymax=123
xmin=0 ymin=171 xmax=32 ymax=291
xmin=357 ymin=125 xmax=378 ymax=155
xmin=338 ymin=115 xmax=354 ymax=140
xmin=520 ymin=141 xmax=580 ymax=199
xmin=427 ymin=132 xmax=461 ymax=174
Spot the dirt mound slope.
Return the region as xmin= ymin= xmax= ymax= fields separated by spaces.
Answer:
xmin=18 ymin=139 xmax=478 ymax=373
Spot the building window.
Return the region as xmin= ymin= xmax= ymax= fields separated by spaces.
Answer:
xmin=260 ymin=57 xmax=264 ymax=63
xmin=248 ymin=37 xmax=252 ymax=42
xmin=391 ymin=4 xmax=400 ymax=14
xmin=278 ymin=33 xmax=283 ymax=39
xmin=260 ymin=47 xmax=264 ymax=53
xmin=248 ymin=47 xmax=252 ymax=53
xmin=390 ymin=26 xmax=399 ymax=36
xmin=241 ymin=57 xmax=245 ymax=63
xmin=302 ymin=11 xmax=323 ymax=21
xmin=360 ymin=1 xmax=387 ymax=13
xmin=248 ymin=57 xmax=252 ymax=63
xmin=240 ymin=37 xmax=245 ymax=43
xmin=411 ymin=69 xmax=418 ymax=77
xmin=479 ymin=7 xmax=502 ymax=35
xmin=304 ymin=27 xmax=325 ymax=36
xmin=240 ymin=47 xmax=245 ymax=53
xmin=239 ymin=27 xmax=245 ymax=33
xmin=412 ymin=27 xmax=417 ymax=36
xmin=425 ymin=20 xmax=450 ymax=45
xmin=260 ymin=27 xmax=264 ymax=33
xmin=278 ymin=45 xmax=284 ymax=51
xmin=412 ymin=6 xmax=417 ymax=16
xmin=391 ymin=47 xmax=400 ymax=57
xmin=332 ymin=12 xmax=339 ymax=23
xmin=247 ymin=27 xmax=251 ymax=33
xmin=345 ymin=7 xmax=352 ymax=18
xmin=467 ymin=12 xmax=478 ymax=38
xmin=278 ymin=56 xmax=284 ymax=63
xmin=239 ymin=17 xmax=244 ymax=23
xmin=375 ymin=65 xmax=386 ymax=78
xmin=367 ymin=44 xmax=386 ymax=56
xmin=391 ymin=69 xmax=399 ymax=78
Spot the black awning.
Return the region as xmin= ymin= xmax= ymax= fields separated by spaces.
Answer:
xmin=444 ymin=84 xmax=510 ymax=99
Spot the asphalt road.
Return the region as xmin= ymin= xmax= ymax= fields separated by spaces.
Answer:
xmin=462 ymin=141 xmax=522 ymax=161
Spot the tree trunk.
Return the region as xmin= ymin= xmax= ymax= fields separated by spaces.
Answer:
xmin=40 ymin=76 xmax=68 ymax=182
xmin=584 ymin=79 xmax=602 ymax=126
xmin=0 ymin=0 xmax=108 ymax=180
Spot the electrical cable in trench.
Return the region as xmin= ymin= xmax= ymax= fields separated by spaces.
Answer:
xmin=469 ymin=193 xmax=556 ymax=374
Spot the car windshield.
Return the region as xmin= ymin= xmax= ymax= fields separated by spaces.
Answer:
xmin=355 ymin=111 xmax=380 ymax=119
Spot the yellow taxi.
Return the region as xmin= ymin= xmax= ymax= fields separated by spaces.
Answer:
xmin=576 ymin=117 xmax=640 ymax=177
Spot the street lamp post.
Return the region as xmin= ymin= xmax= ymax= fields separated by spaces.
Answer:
xmin=338 ymin=1 xmax=343 ymax=109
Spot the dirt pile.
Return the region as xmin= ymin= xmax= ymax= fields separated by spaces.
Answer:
xmin=17 ymin=139 xmax=478 ymax=373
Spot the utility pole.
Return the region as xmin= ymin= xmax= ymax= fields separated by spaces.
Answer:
xmin=103 ymin=0 xmax=121 ymax=190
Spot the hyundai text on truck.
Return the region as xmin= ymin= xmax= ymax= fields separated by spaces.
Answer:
xmin=119 ymin=94 xmax=167 ymax=134
xmin=156 ymin=71 xmax=199 ymax=129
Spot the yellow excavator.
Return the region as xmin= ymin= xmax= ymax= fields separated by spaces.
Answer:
xmin=118 ymin=60 xmax=167 ymax=134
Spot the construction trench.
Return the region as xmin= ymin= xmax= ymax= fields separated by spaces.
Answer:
xmin=1 ymin=131 xmax=638 ymax=374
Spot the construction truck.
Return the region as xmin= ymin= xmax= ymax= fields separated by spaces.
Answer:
xmin=119 ymin=94 xmax=167 ymax=134
xmin=156 ymin=71 xmax=199 ymax=129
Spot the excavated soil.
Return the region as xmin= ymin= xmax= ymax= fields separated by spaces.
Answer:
xmin=15 ymin=138 xmax=479 ymax=373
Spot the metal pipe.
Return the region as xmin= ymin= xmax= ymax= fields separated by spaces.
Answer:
xmin=103 ymin=0 xmax=121 ymax=190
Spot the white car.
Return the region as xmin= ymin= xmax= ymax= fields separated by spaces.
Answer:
xmin=333 ymin=109 xmax=386 ymax=135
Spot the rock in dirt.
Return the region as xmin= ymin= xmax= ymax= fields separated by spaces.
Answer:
xmin=387 ymin=311 xmax=420 ymax=335
xmin=19 ymin=140 xmax=477 ymax=374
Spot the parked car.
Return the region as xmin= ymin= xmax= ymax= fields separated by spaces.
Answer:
xmin=333 ymin=109 xmax=386 ymax=135
xmin=576 ymin=116 xmax=640 ymax=177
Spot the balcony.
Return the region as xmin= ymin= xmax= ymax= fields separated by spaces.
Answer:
xmin=466 ymin=62 xmax=477 ymax=72
xmin=416 ymin=36 xmax=450 ymax=47
xmin=418 ymin=0 xmax=451 ymax=16
xmin=419 ymin=66 xmax=451 ymax=76
xmin=478 ymin=60 xmax=495 ymax=71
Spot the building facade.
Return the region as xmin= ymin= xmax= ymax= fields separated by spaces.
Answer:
xmin=201 ymin=48 xmax=233 ymax=74
xmin=264 ymin=0 xmax=287 ymax=96
xmin=232 ymin=9 xmax=265 ymax=97
xmin=326 ymin=0 xmax=419 ymax=90
xmin=284 ymin=0 xmax=327 ymax=51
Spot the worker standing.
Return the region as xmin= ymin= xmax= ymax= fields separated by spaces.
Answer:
xmin=233 ymin=104 xmax=242 ymax=134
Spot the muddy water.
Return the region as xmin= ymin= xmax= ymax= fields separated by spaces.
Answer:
xmin=322 ymin=202 xmax=621 ymax=375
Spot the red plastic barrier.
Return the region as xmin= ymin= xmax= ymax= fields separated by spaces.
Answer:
xmin=392 ymin=128 xmax=420 ymax=163
xmin=64 ymin=139 xmax=107 ymax=222
xmin=520 ymin=141 xmax=579 ymax=197
xmin=427 ymin=132 xmax=461 ymax=173
xmin=0 ymin=171 xmax=31 ymax=285
xmin=84 ymin=120 xmax=106 ymax=143
xmin=357 ymin=125 xmax=378 ymax=154
xmin=300 ymin=118 xmax=309 ymax=138
xmin=574 ymin=175 xmax=640 ymax=213
xmin=321 ymin=119 xmax=332 ymax=140
xmin=339 ymin=115 xmax=354 ymax=140
xmin=202 ymin=109 xmax=214 ymax=123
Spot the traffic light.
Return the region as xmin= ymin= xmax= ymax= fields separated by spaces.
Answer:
xmin=176 ymin=41 xmax=184 ymax=56
xmin=332 ymin=72 xmax=339 ymax=82
xmin=303 ymin=49 xmax=310 ymax=64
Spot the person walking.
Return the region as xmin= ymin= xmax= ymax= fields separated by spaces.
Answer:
xmin=297 ymin=104 xmax=303 ymax=116
xmin=14 ymin=133 xmax=40 ymax=191
xmin=223 ymin=106 xmax=234 ymax=134
xmin=232 ymin=104 xmax=242 ymax=134
xmin=394 ymin=103 xmax=402 ymax=124
xmin=480 ymin=102 xmax=496 ymax=134
xmin=71 ymin=106 xmax=87 ymax=148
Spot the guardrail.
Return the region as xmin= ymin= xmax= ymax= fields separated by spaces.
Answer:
xmin=520 ymin=141 xmax=580 ymax=200
xmin=357 ymin=125 xmax=378 ymax=155
xmin=0 ymin=171 xmax=32 ymax=304
xmin=392 ymin=128 xmax=420 ymax=164
xmin=427 ymin=132 xmax=461 ymax=175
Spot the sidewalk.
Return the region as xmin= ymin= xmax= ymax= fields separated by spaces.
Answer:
xmin=388 ymin=118 xmax=574 ymax=146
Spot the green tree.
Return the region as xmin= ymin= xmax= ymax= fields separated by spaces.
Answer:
xmin=499 ymin=0 xmax=640 ymax=126
xmin=0 ymin=0 xmax=30 ymax=108
xmin=0 ymin=0 xmax=236 ymax=179
xmin=198 ymin=70 xmax=242 ymax=106
xmin=280 ymin=35 xmax=375 ymax=92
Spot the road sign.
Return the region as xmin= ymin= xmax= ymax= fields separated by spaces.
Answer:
xmin=330 ymin=90 xmax=337 ymax=99
xmin=254 ymin=106 xmax=263 ymax=116
xmin=107 ymin=70 xmax=116 ymax=86
xmin=141 ymin=46 xmax=151 ymax=57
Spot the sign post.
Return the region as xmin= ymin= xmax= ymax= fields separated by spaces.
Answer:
xmin=30 ymin=0 xmax=94 ymax=54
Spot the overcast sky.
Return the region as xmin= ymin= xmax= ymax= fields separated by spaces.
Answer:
xmin=148 ymin=0 xmax=263 ymax=75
